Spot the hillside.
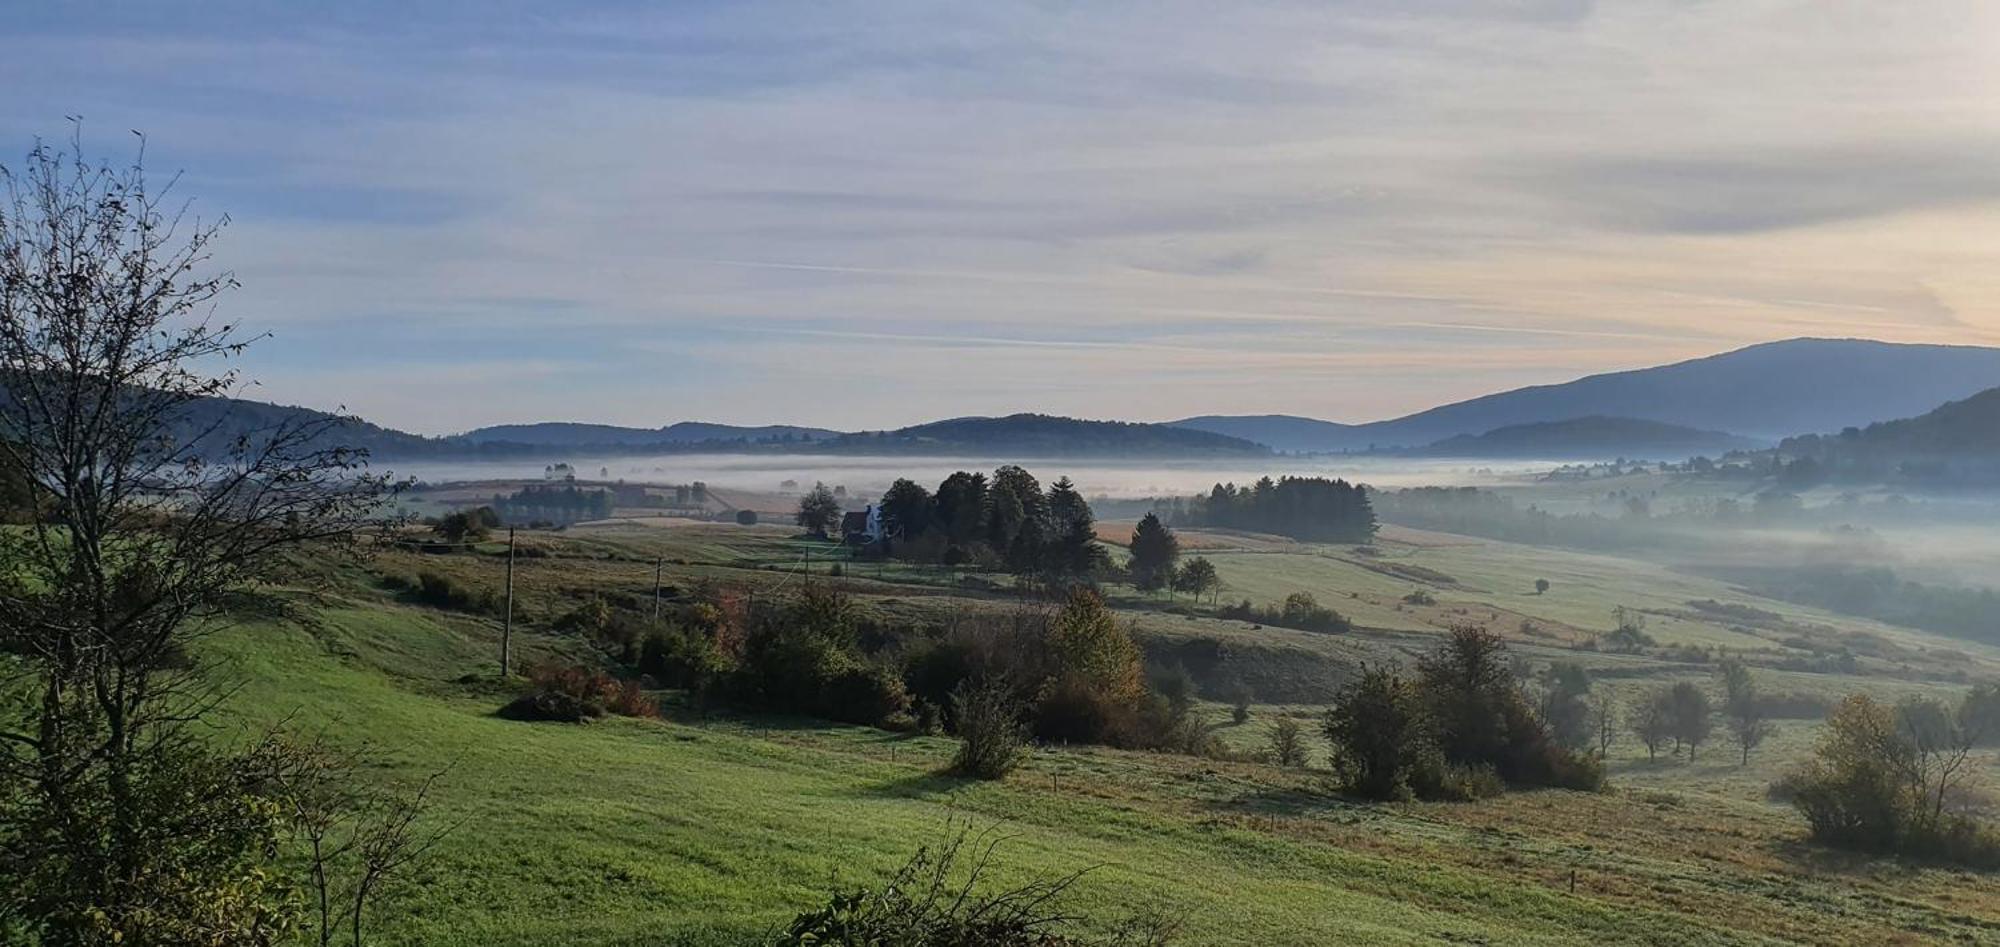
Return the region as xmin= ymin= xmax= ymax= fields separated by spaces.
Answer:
xmin=163 ymin=394 xmax=442 ymax=457
xmin=826 ymin=413 xmax=1269 ymax=456
xmin=457 ymin=421 xmax=839 ymax=448
xmin=1826 ymin=386 xmax=2000 ymax=455
xmin=1175 ymin=338 xmax=2000 ymax=449
xmin=1166 ymin=414 xmax=1359 ymax=453
xmin=185 ymin=518 xmax=2000 ymax=944
xmin=1416 ymin=416 xmax=1762 ymax=460
xmin=1774 ymin=386 xmax=2000 ymax=480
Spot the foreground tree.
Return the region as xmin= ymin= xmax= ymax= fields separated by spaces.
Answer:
xmin=0 ymin=134 xmax=394 ymax=941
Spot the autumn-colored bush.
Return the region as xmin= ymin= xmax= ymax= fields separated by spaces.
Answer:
xmin=499 ymin=662 xmax=656 ymax=722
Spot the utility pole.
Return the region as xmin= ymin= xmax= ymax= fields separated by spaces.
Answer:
xmin=651 ymin=555 xmax=664 ymax=622
xmin=501 ymin=527 xmax=515 ymax=678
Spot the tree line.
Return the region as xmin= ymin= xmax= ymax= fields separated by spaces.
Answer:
xmin=1179 ymin=476 xmax=1377 ymax=543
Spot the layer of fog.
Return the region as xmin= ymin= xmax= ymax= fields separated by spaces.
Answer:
xmin=381 ymin=452 xmax=1565 ymax=499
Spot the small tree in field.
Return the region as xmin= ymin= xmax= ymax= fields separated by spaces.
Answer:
xmin=1632 ymin=694 xmax=1671 ymax=761
xmin=1174 ymin=556 xmax=1220 ymax=605
xmin=795 ymin=481 xmax=842 ymax=537
xmin=1589 ymin=691 xmax=1619 ymax=758
xmin=1718 ymin=660 xmax=1772 ymax=765
xmin=1665 ymin=682 xmax=1714 ymax=761
xmin=1534 ymin=578 xmax=1551 ymax=595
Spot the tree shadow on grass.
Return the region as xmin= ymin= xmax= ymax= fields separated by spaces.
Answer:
xmin=851 ymin=769 xmax=979 ymax=801
xmin=1197 ymin=781 xmax=1376 ymax=823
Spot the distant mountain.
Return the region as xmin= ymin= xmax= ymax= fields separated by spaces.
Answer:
xmin=1167 ymin=414 xmax=1358 ymax=453
xmin=1174 ymin=338 xmax=2000 ymax=450
xmin=458 ymin=421 xmax=839 ymax=448
xmin=825 ymin=413 xmax=1267 ymax=456
xmin=1416 ymin=416 xmax=1763 ymax=460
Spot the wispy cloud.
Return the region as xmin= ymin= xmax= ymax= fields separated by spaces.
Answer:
xmin=6 ymin=1 xmax=1998 ymax=431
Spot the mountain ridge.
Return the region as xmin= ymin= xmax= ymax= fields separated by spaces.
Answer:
xmin=1172 ymin=338 xmax=2000 ymax=450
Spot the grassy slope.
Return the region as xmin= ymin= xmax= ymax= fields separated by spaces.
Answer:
xmin=202 ymin=523 xmax=2000 ymax=945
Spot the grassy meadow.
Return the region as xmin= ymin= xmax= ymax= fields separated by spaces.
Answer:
xmin=200 ymin=515 xmax=2000 ymax=945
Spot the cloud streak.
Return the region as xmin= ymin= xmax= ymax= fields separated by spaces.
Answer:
xmin=5 ymin=1 xmax=1999 ymax=431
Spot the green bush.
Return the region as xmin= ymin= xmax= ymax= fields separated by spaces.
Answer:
xmin=638 ymin=625 xmax=726 ymax=690
xmin=1416 ymin=760 xmax=1506 ymax=802
xmin=820 ymin=664 xmax=913 ymax=727
xmin=1780 ymin=694 xmax=2000 ymax=866
xmin=412 ymin=570 xmax=498 ymax=615
xmin=1325 ymin=628 xmax=1603 ymax=801
xmin=1032 ymin=672 xmax=1119 ymax=745
xmin=950 ymin=679 xmax=1028 ymax=780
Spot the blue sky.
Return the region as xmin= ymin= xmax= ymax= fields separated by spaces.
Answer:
xmin=7 ymin=1 xmax=1999 ymax=434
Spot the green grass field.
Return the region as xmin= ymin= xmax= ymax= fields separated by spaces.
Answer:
xmin=180 ymin=516 xmax=2000 ymax=945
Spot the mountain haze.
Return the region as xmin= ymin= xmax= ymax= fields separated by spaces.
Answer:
xmin=458 ymin=421 xmax=838 ymax=447
xmin=1174 ymin=338 xmax=2000 ymax=449
xmin=1416 ymin=416 xmax=1761 ymax=460
xmin=1166 ymin=415 xmax=1359 ymax=453
xmin=826 ymin=413 xmax=1267 ymax=456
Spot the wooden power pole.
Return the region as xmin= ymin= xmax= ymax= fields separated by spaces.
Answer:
xmin=501 ymin=527 xmax=515 ymax=678
xmin=651 ymin=555 xmax=664 ymax=622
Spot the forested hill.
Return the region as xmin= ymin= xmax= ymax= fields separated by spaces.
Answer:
xmin=1166 ymin=414 xmax=1359 ymax=453
xmin=1811 ymin=387 xmax=2000 ymax=455
xmin=1416 ymin=416 xmax=1762 ymax=460
xmin=129 ymin=400 xmax=1267 ymax=459
xmin=1775 ymin=387 xmax=2000 ymax=480
xmin=824 ymin=414 xmax=1269 ymax=456
xmin=457 ymin=421 xmax=839 ymax=447
xmin=162 ymin=395 xmax=440 ymax=457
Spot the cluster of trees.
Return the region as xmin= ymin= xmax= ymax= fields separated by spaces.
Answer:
xmin=1320 ymin=627 xmax=1603 ymax=801
xmin=546 ymin=578 xmax=1217 ymax=764
xmin=1182 ymin=477 xmax=1377 ymax=543
xmin=819 ymin=467 xmax=1110 ymax=586
xmin=489 ymin=483 xmax=615 ymax=526
xmin=1614 ymin=662 xmax=1776 ymax=766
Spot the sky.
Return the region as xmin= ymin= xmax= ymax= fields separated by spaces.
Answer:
xmin=5 ymin=1 xmax=2000 ymax=435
